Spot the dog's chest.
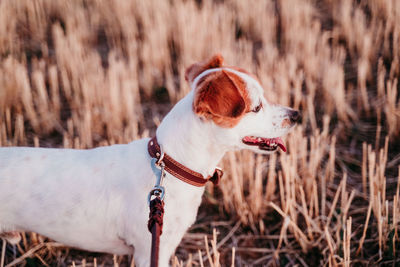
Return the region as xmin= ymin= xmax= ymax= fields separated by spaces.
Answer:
xmin=161 ymin=175 xmax=205 ymax=235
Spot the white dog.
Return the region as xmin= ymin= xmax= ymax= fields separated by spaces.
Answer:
xmin=0 ymin=55 xmax=300 ymax=266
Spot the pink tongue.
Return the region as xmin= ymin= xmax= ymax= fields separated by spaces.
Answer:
xmin=274 ymin=137 xmax=287 ymax=152
xmin=243 ymin=136 xmax=256 ymax=143
xmin=243 ymin=136 xmax=287 ymax=152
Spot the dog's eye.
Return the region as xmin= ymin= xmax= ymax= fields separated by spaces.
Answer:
xmin=252 ymin=103 xmax=262 ymax=113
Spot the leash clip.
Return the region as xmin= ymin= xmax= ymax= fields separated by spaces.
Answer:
xmin=148 ymin=158 xmax=166 ymax=205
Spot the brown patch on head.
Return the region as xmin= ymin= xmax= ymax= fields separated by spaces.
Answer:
xmin=185 ymin=54 xmax=224 ymax=84
xmin=193 ymin=70 xmax=251 ymax=128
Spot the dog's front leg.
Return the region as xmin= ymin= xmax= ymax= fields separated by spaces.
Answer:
xmin=158 ymin=231 xmax=184 ymax=267
xmin=132 ymin=241 xmax=151 ymax=267
xmin=131 ymin=236 xmax=172 ymax=267
xmin=157 ymin=208 xmax=200 ymax=267
xmin=124 ymin=226 xmax=152 ymax=267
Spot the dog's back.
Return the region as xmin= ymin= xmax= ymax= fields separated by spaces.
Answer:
xmin=0 ymin=140 xmax=151 ymax=254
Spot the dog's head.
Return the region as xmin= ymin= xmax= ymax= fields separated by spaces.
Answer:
xmin=186 ymin=54 xmax=300 ymax=154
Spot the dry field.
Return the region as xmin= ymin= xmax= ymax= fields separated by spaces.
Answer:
xmin=0 ymin=0 xmax=400 ymax=266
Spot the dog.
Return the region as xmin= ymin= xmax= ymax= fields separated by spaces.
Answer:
xmin=0 ymin=54 xmax=300 ymax=267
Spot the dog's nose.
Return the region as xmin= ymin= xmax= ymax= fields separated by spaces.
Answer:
xmin=289 ymin=110 xmax=301 ymax=123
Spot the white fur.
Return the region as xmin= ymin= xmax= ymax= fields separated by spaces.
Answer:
xmin=0 ymin=68 xmax=296 ymax=267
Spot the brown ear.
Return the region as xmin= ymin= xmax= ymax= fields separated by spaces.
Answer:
xmin=185 ymin=54 xmax=224 ymax=84
xmin=193 ymin=70 xmax=248 ymax=128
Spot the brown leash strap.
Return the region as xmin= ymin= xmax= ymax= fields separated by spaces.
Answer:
xmin=148 ymin=137 xmax=223 ymax=186
xmin=148 ymin=196 xmax=164 ymax=267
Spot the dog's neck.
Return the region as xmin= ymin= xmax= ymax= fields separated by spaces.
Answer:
xmin=156 ymin=91 xmax=228 ymax=178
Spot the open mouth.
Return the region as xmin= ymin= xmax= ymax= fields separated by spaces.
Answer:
xmin=242 ymin=136 xmax=287 ymax=152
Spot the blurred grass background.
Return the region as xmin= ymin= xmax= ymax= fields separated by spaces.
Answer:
xmin=0 ymin=0 xmax=400 ymax=266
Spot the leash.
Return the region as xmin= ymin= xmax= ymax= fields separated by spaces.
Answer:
xmin=146 ymin=136 xmax=224 ymax=266
xmin=147 ymin=157 xmax=166 ymax=267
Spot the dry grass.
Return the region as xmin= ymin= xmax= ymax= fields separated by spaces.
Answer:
xmin=0 ymin=0 xmax=400 ymax=266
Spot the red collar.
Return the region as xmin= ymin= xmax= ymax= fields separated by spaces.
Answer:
xmin=147 ymin=137 xmax=223 ymax=187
